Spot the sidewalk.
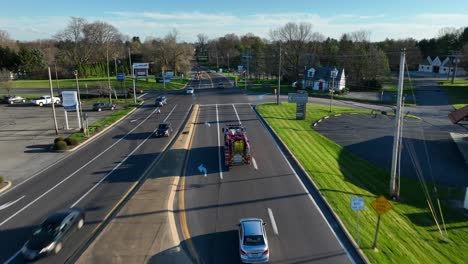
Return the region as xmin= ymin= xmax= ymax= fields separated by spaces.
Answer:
xmin=76 ymin=106 xmax=199 ymax=264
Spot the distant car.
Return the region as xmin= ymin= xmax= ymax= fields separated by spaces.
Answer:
xmin=2 ymin=95 xmax=26 ymax=104
xmin=21 ymin=208 xmax=85 ymax=261
xmin=155 ymin=96 xmax=167 ymax=107
xmin=93 ymin=103 xmax=115 ymax=111
xmin=217 ymin=82 xmax=224 ymax=89
xmin=155 ymin=122 xmax=172 ymax=137
xmin=238 ymin=218 xmax=269 ymax=263
xmin=31 ymin=96 xmax=61 ymax=106
xmin=128 ymin=88 xmax=144 ymax=94
xmin=186 ymin=87 xmax=194 ymax=94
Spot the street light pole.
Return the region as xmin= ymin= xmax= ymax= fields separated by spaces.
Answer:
xmin=277 ymin=43 xmax=282 ymax=105
xmin=451 ymin=57 xmax=460 ymax=84
xmin=48 ymin=67 xmax=59 ymax=135
xmin=73 ymin=70 xmax=83 ymax=130
xmin=329 ymin=68 xmax=338 ymax=112
xmin=106 ymin=46 xmax=112 ymax=103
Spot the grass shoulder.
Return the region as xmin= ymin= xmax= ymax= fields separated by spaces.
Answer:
xmin=257 ymin=102 xmax=467 ymax=264
xmin=437 ymin=79 xmax=468 ymax=109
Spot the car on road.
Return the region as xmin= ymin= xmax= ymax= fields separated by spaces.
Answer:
xmin=128 ymin=88 xmax=144 ymax=94
xmin=155 ymin=96 xmax=167 ymax=107
xmin=2 ymin=95 xmax=26 ymax=104
xmin=21 ymin=208 xmax=85 ymax=261
xmin=186 ymin=87 xmax=194 ymax=94
xmin=31 ymin=95 xmax=61 ymax=106
xmin=155 ymin=122 xmax=172 ymax=137
xmin=238 ymin=218 xmax=269 ymax=263
xmin=93 ymin=103 xmax=115 ymax=111
xmin=217 ymin=82 xmax=224 ymax=89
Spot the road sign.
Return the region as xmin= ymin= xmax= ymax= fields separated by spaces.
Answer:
xmin=351 ymin=197 xmax=365 ymax=211
xmin=371 ymin=195 xmax=392 ymax=216
xmin=116 ymin=73 xmax=126 ymax=81
xmin=288 ymin=93 xmax=308 ymax=104
xmin=62 ymin=91 xmax=78 ymax=112
xmin=132 ymin=63 xmax=149 ymax=70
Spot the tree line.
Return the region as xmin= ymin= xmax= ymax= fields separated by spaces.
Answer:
xmin=0 ymin=17 xmax=467 ymax=90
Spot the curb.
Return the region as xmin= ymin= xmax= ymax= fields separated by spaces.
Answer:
xmin=65 ymin=101 xmax=144 ymax=153
xmin=0 ymin=180 xmax=12 ymax=193
xmin=65 ymin=104 xmax=195 ymax=264
xmin=253 ymin=104 xmax=369 ymax=264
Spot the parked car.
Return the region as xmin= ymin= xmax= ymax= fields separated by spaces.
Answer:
xmin=217 ymin=82 xmax=224 ymax=89
xmin=155 ymin=96 xmax=167 ymax=107
xmin=93 ymin=103 xmax=115 ymax=111
xmin=128 ymin=88 xmax=144 ymax=94
xmin=31 ymin=96 xmax=61 ymax=107
xmin=238 ymin=218 xmax=269 ymax=263
xmin=2 ymin=95 xmax=26 ymax=104
xmin=186 ymin=87 xmax=194 ymax=94
xmin=21 ymin=208 xmax=85 ymax=261
xmin=155 ymin=122 xmax=172 ymax=137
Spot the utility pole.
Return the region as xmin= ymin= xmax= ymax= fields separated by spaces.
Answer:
xmin=277 ymin=43 xmax=282 ymax=105
xmin=106 ymin=46 xmax=112 ymax=103
xmin=216 ymin=50 xmax=219 ymax=70
xmin=54 ymin=63 xmax=60 ymax=95
xmin=389 ymin=49 xmax=406 ymax=199
xmin=451 ymin=56 xmax=461 ymax=84
xmin=48 ymin=67 xmax=59 ymax=135
xmin=129 ymin=47 xmax=136 ymax=104
xmin=227 ymin=53 xmax=230 ymax=71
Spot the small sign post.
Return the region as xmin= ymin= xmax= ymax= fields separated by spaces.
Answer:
xmin=371 ymin=195 xmax=393 ymax=249
xmin=288 ymin=91 xmax=308 ymax=120
xmin=351 ymin=197 xmax=365 ymax=247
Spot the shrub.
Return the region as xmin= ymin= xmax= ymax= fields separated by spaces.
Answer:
xmin=0 ymin=176 xmax=3 ymax=183
xmin=65 ymin=137 xmax=79 ymax=146
xmin=54 ymin=137 xmax=66 ymax=144
xmin=54 ymin=141 xmax=67 ymax=151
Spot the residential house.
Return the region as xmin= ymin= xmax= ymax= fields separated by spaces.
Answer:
xmin=303 ymin=67 xmax=346 ymax=91
xmin=418 ymin=56 xmax=466 ymax=76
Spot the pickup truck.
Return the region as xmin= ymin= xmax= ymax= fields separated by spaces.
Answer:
xmin=31 ymin=96 xmax=61 ymax=106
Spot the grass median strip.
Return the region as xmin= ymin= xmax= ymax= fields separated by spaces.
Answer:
xmin=438 ymin=80 xmax=468 ymax=109
xmin=257 ymin=103 xmax=467 ymax=264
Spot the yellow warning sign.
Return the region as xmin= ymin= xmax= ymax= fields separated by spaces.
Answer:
xmin=371 ymin=195 xmax=393 ymax=216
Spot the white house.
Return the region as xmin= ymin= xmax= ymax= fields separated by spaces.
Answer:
xmin=418 ymin=56 xmax=466 ymax=76
xmin=303 ymin=67 xmax=346 ymax=92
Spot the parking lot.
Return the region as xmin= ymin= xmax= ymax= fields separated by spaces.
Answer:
xmin=0 ymin=102 xmax=118 ymax=184
xmin=313 ymin=113 xmax=468 ymax=187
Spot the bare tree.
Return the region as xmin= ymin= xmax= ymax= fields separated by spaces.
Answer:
xmin=0 ymin=29 xmax=17 ymax=50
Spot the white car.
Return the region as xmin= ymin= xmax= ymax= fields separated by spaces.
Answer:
xmin=186 ymin=88 xmax=194 ymax=94
xmin=238 ymin=218 xmax=269 ymax=263
xmin=31 ymin=96 xmax=61 ymax=107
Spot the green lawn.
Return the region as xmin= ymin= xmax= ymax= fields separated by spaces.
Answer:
xmin=1 ymin=77 xmax=188 ymax=91
xmin=257 ymin=103 xmax=467 ymax=264
xmin=438 ymin=80 xmax=468 ymax=109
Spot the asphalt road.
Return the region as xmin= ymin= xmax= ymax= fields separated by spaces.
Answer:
xmin=0 ymin=85 xmax=194 ymax=263
xmin=175 ymin=73 xmax=356 ymax=263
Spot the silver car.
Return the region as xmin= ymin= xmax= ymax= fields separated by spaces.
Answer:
xmin=238 ymin=218 xmax=269 ymax=263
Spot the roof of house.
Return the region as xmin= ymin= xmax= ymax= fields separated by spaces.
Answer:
xmin=305 ymin=67 xmax=344 ymax=81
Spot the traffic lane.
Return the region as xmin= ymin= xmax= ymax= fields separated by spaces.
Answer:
xmin=182 ymin=104 xmax=350 ymax=263
xmin=178 ymin=105 xmax=222 ymax=245
xmin=233 ymin=104 xmax=350 ymax=263
xmin=0 ymin=97 xmax=192 ymax=263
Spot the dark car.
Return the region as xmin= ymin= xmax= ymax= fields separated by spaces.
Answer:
xmin=155 ymin=96 xmax=167 ymax=107
xmin=217 ymin=82 xmax=224 ymax=88
xmin=155 ymin=122 xmax=172 ymax=137
xmin=93 ymin=103 xmax=115 ymax=111
xmin=21 ymin=208 xmax=85 ymax=260
xmin=128 ymin=88 xmax=144 ymax=94
xmin=2 ymin=95 xmax=26 ymax=104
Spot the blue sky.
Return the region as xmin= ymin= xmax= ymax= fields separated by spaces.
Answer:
xmin=1 ymin=0 xmax=468 ymax=41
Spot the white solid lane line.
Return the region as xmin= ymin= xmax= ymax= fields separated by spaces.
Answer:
xmin=232 ymin=104 xmax=242 ymax=125
xmin=216 ymin=104 xmax=224 ymax=180
xmin=137 ymin=93 xmax=147 ymax=99
xmin=0 ymin=196 xmax=25 ymax=211
xmin=0 ymin=107 xmax=160 ymax=227
xmin=71 ymin=104 xmax=178 ymax=208
xmin=4 ymin=249 xmax=20 ymax=264
xmin=252 ymin=157 xmax=258 ymax=170
xmin=268 ymin=208 xmax=279 ymax=236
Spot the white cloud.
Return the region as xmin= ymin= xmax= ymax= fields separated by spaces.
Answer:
xmin=2 ymin=11 xmax=466 ymax=42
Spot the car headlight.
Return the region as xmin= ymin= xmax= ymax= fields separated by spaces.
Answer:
xmin=40 ymin=242 xmax=56 ymax=254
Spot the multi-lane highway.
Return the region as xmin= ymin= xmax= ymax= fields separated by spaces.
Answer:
xmin=176 ymin=73 xmax=361 ymax=263
xmin=0 ymin=71 xmax=362 ymax=264
xmin=0 ymin=83 xmax=195 ymax=263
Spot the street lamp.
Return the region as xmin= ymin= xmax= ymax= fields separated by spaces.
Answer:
xmin=329 ymin=68 xmax=339 ymax=112
xmin=73 ymin=70 xmax=84 ymax=131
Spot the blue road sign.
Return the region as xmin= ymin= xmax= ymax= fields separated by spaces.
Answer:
xmin=117 ymin=73 xmax=126 ymax=81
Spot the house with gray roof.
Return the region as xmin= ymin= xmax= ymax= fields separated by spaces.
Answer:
xmin=418 ymin=56 xmax=466 ymax=76
xmin=303 ymin=67 xmax=346 ymax=92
